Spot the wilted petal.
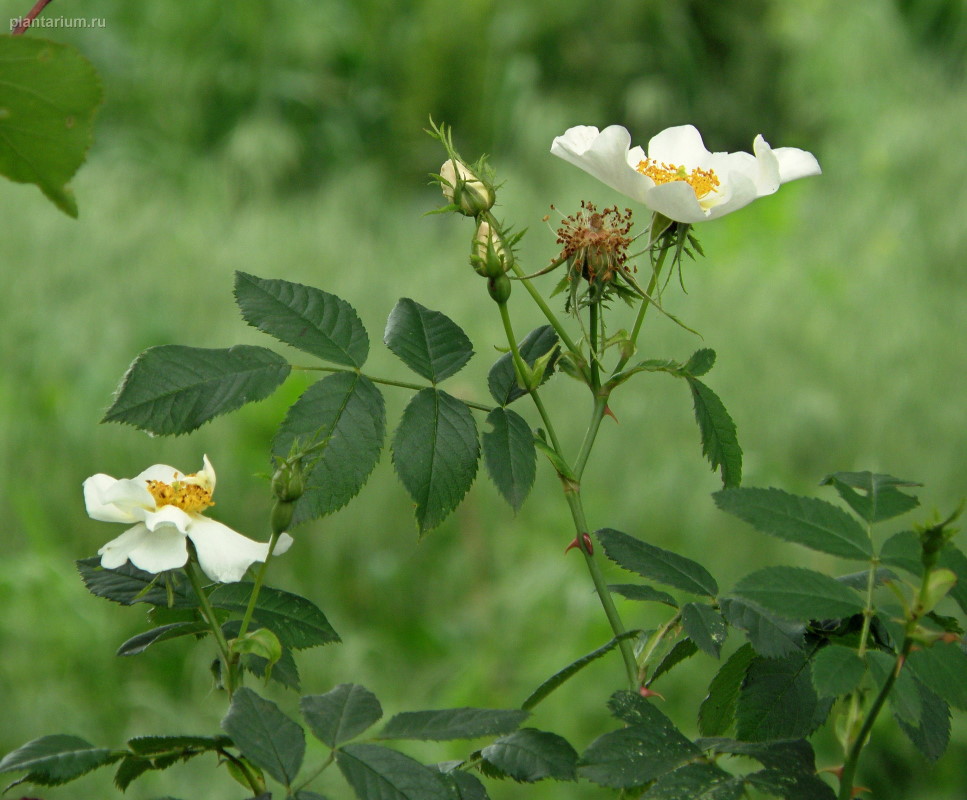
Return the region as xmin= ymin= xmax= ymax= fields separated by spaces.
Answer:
xmin=98 ymin=522 xmax=189 ymax=573
xmin=188 ymin=518 xmax=294 ymax=583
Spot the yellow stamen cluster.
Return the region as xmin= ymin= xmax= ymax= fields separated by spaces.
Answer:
xmin=637 ymin=159 xmax=720 ymax=199
xmin=147 ymin=473 xmax=214 ymax=514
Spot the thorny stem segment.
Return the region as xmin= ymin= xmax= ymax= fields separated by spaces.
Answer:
xmin=183 ymin=558 xmax=235 ymax=697
xmin=12 ymin=0 xmax=54 ymax=34
xmin=564 ymin=491 xmax=639 ymax=692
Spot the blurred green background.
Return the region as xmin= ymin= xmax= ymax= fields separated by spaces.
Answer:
xmin=2 ymin=0 xmax=966 ymax=797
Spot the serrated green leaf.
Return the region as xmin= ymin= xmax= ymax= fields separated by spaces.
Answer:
xmin=714 ymin=487 xmax=872 ymax=560
xmin=436 ymin=768 xmax=489 ymax=800
xmin=480 ymin=729 xmax=577 ymax=782
xmin=0 ymin=735 xmax=119 ymax=786
xmin=487 ymin=325 xmax=559 ymax=405
xmin=699 ymin=644 xmax=755 ymax=737
xmin=210 ymin=583 xmax=339 ymax=649
xmin=579 ymin=699 xmax=699 ymax=788
xmin=745 ymin=768 xmax=836 ymax=800
xmin=906 ymin=642 xmax=967 ymax=710
xmin=481 ymin=408 xmax=536 ymax=512
xmin=521 ymin=631 xmax=641 ymax=710
xmin=866 ymin=650 xmax=921 ymax=725
xmin=301 ymin=684 xmax=383 ymax=748
xmin=938 ymin=544 xmax=967 ymax=615
xmin=392 ymin=388 xmax=479 ymax=534
xmin=235 ymin=273 xmax=369 ymax=366
xmin=272 ymin=372 xmax=386 ymax=524
xmin=116 ymin=621 xmax=208 ymax=656
xmin=221 ymin=688 xmax=304 ymax=786
xmin=719 ymin=598 xmax=805 ymax=658
xmin=0 ymin=36 xmax=102 ymax=216
xmin=896 ymin=680 xmax=951 ymax=761
xmin=641 ymin=762 xmax=743 ymax=800
xmin=820 ymin=471 xmax=920 ymax=523
xmin=651 ymin=638 xmax=699 ymax=684
xmin=597 ymin=528 xmax=718 ymax=597
xmin=683 ymin=348 xmax=716 ymax=377
xmin=682 ymin=603 xmax=727 ymax=658
xmin=697 ymin=737 xmax=820 ymax=773
xmin=384 ymin=298 xmax=473 ymax=383
xmin=879 ymin=530 xmax=922 ymax=576
xmin=127 ymin=734 xmax=231 ymax=756
xmin=811 ymin=646 xmax=865 ymax=698
xmin=76 ymin=558 xmax=197 ymax=607
xmin=686 ymin=376 xmax=741 ymax=488
xmin=736 ymin=648 xmax=832 ymax=741
xmin=378 ymin=708 xmax=528 ymax=741
xmin=243 ymin=646 xmax=301 ymax=692
xmin=336 ymin=743 xmax=451 ymax=800
xmin=609 ymin=583 xmax=678 ymax=608
xmin=731 ymin=567 xmax=865 ymax=622
xmin=113 ymin=755 xmax=152 ymax=791
xmin=103 ymin=344 xmax=290 ymax=435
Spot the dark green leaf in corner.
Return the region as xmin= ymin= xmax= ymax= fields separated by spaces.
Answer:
xmin=0 ymin=734 xmax=119 ymax=786
xmin=820 ymin=471 xmax=920 ymax=523
xmin=640 ymin=762 xmax=744 ymax=800
xmin=480 ymin=729 xmax=577 ymax=782
xmin=336 ymin=743 xmax=451 ymax=800
xmin=221 ymin=688 xmax=305 ymax=786
xmin=103 ymin=344 xmax=290 ymax=435
xmin=897 ymin=680 xmax=951 ymax=762
xmin=482 ymin=408 xmax=536 ymax=512
xmin=235 ymin=273 xmax=369 ymax=366
xmin=0 ymin=36 xmax=103 ymax=216
xmin=488 ymin=325 xmax=559 ymax=405
xmin=272 ymin=372 xmax=386 ymax=524
xmin=301 ymin=684 xmax=383 ymax=748
xmin=746 ymin=769 xmax=836 ymax=800
xmin=384 ymin=298 xmax=473 ymax=383
xmin=597 ymin=528 xmax=718 ymax=597
xmin=714 ymin=487 xmax=872 ymax=560
xmin=686 ymin=376 xmax=741 ymax=488
xmin=392 ymin=388 xmax=479 ymax=534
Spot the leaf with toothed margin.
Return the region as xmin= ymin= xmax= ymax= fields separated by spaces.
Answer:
xmin=384 ymin=298 xmax=473 ymax=383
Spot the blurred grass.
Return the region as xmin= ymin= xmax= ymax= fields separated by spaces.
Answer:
xmin=2 ymin=0 xmax=967 ymax=797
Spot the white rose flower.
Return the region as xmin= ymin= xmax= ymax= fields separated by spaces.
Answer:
xmin=551 ymin=124 xmax=820 ymax=223
xmin=84 ymin=455 xmax=293 ymax=583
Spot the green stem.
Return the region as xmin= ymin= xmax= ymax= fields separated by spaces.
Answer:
xmin=856 ymin=524 xmax=877 ymax=659
xmin=291 ymin=365 xmax=494 ymax=413
xmin=613 ymin=246 xmax=668 ymax=376
xmin=236 ymin=529 xmax=283 ymax=642
xmin=184 ymin=558 xmax=235 ymax=697
xmin=564 ymin=491 xmax=639 ymax=691
xmin=588 ymin=301 xmax=601 ymax=390
xmin=573 ymin=393 xmax=609 ymax=480
xmin=497 ymin=300 xmax=565 ymax=457
xmin=291 ymin=751 xmax=335 ymax=795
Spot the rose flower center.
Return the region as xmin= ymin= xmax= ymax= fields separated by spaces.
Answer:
xmin=146 ymin=474 xmax=214 ymax=514
xmin=636 ymin=159 xmax=721 ymax=199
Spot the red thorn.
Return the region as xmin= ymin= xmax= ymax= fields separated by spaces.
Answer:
xmin=603 ymin=404 xmax=619 ymax=422
xmin=638 ymin=686 xmax=665 ymax=701
xmin=564 ymin=532 xmax=594 ymax=555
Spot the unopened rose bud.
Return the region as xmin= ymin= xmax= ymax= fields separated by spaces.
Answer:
xmin=488 ymin=273 xmax=512 ymax=304
xmin=272 ymin=461 xmax=304 ymax=503
xmin=471 ymin=220 xmax=513 ymax=277
xmin=440 ymin=158 xmax=494 ymax=216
